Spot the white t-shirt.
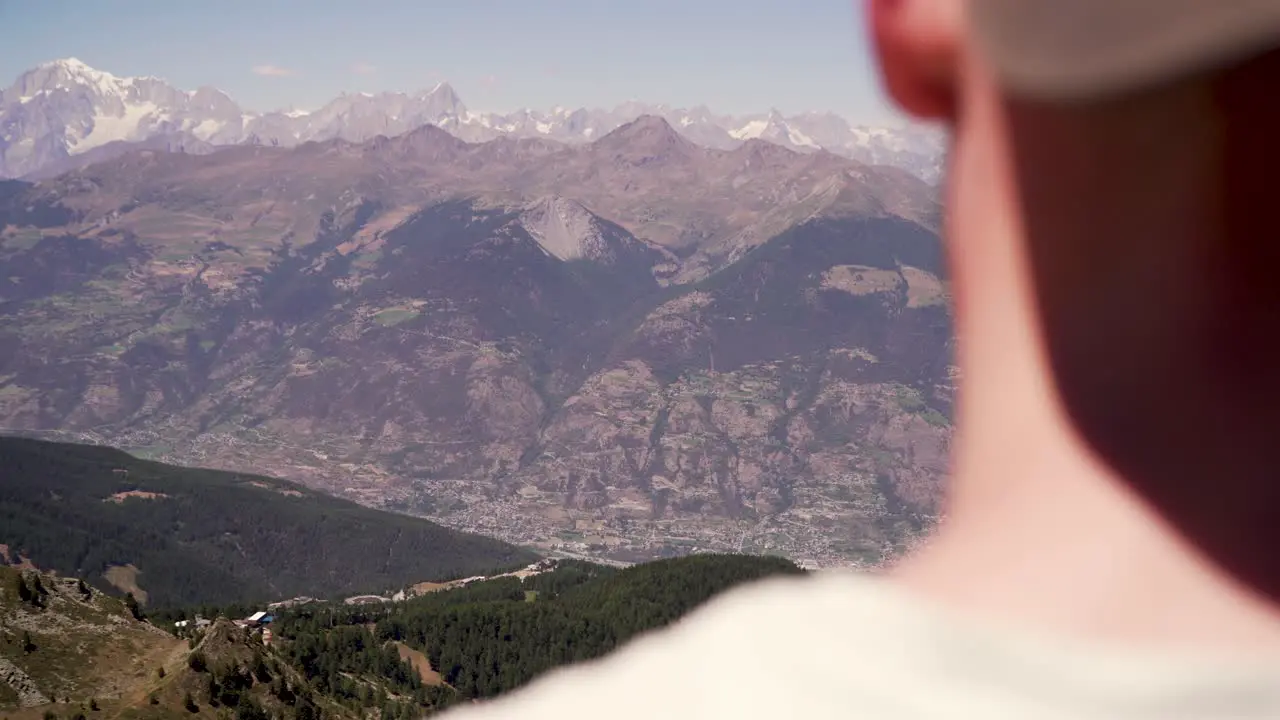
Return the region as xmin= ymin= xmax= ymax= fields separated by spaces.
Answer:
xmin=440 ymin=570 xmax=1280 ymax=719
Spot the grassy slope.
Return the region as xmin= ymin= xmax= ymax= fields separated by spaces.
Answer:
xmin=0 ymin=437 xmax=537 ymax=607
xmin=0 ymin=566 xmax=186 ymax=716
xmin=0 ymin=567 xmax=358 ymax=720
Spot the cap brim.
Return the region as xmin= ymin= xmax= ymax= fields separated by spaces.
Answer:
xmin=971 ymin=0 xmax=1280 ymax=101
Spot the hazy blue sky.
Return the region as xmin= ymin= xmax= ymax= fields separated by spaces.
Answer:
xmin=0 ymin=0 xmax=901 ymax=123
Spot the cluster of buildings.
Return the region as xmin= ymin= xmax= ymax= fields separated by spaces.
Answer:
xmin=236 ymin=610 xmax=275 ymax=628
xmin=340 ymin=559 xmax=564 ymax=606
xmin=267 ymin=596 xmax=317 ymax=611
xmin=174 ymin=610 xmax=274 ymax=629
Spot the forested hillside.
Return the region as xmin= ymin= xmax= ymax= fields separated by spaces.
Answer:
xmin=2 ymin=555 xmax=802 ymax=719
xmin=274 ymin=554 xmax=806 ymax=705
xmin=0 ymin=437 xmax=536 ymax=606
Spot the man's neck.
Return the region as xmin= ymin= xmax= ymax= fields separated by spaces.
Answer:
xmin=889 ymin=246 xmax=1280 ymax=661
xmin=894 ymin=412 xmax=1280 ymax=658
xmin=891 ymin=84 xmax=1280 ymax=658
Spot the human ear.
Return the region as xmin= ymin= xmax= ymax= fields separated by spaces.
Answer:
xmin=866 ymin=0 xmax=962 ymax=120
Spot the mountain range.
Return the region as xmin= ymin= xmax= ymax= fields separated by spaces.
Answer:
xmin=1 ymin=74 xmax=952 ymax=569
xmin=0 ymin=58 xmax=946 ymax=182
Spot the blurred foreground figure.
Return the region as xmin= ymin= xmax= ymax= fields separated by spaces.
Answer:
xmin=447 ymin=2 xmax=1280 ymax=717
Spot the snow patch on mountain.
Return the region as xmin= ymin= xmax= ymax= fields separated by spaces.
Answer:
xmin=187 ymin=118 xmax=227 ymax=141
xmin=729 ymin=119 xmax=768 ymax=140
xmin=786 ymin=125 xmax=818 ymax=149
xmin=67 ymin=101 xmax=160 ymax=154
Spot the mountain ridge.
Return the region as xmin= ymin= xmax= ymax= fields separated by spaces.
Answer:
xmin=0 ymin=436 xmax=536 ymax=607
xmin=1 ymin=58 xmax=945 ymax=182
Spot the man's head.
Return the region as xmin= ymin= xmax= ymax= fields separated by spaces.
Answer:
xmin=869 ymin=0 xmax=1280 ymax=589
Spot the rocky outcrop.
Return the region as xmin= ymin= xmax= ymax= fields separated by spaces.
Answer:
xmin=0 ymin=656 xmax=49 ymax=707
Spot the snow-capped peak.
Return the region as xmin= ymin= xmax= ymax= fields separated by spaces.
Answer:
xmin=425 ymin=81 xmax=458 ymax=98
xmin=41 ymin=57 xmax=97 ymax=73
xmin=32 ymin=57 xmax=129 ymax=97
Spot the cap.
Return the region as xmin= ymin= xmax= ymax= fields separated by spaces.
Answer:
xmin=970 ymin=0 xmax=1280 ymax=101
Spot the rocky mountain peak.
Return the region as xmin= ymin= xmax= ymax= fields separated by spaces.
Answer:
xmin=519 ymin=195 xmax=606 ymax=261
xmin=425 ymin=81 xmax=459 ymax=101
xmin=731 ymin=137 xmax=800 ymax=169
xmin=401 ymin=121 xmax=464 ymax=143
xmin=607 ymin=114 xmax=678 ymax=139
xmin=593 ymin=114 xmax=697 ymax=164
xmin=187 ymin=85 xmax=240 ymax=115
xmin=370 ymin=121 xmax=467 ymax=162
xmin=419 ymin=81 xmax=465 ymax=116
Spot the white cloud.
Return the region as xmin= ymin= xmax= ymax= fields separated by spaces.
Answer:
xmin=351 ymin=62 xmax=377 ymax=76
xmin=252 ymin=64 xmax=296 ymax=77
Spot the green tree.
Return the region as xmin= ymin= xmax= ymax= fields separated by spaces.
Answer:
xmin=124 ymin=592 xmax=142 ymax=620
xmin=252 ymin=654 xmax=271 ymax=683
xmin=234 ymin=696 xmax=266 ymax=720
xmin=26 ymin=574 xmax=46 ymax=608
xmin=206 ymin=674 xmax=220 ymax=706
xmin=183 ymin=691 xmax=197 ymax=713
xmin=295 ymin=699 xmax=316 ymax=720
xmin=88 ymin=699 xmax=99 ymax=711
xmin=21 ymin=631 xmax=34 ymax=653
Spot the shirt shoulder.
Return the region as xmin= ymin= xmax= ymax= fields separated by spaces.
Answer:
xmin=438 ymin=572 xmax=939 ymax=720
xmin=440 ymin=570 xmax=1280 ymax=720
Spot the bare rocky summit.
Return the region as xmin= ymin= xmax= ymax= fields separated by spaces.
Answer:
xmin=0 ymin=115 xmax=952 ymax=568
